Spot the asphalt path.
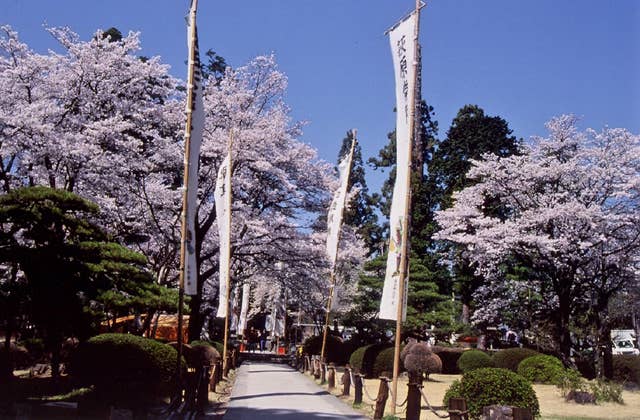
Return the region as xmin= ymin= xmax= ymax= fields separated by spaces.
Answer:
xmin=222 ymin=361 xmax=368 ymax=420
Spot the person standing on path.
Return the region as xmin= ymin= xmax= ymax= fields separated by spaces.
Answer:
xmin=259 ymin=330 xmax=267 ymax=352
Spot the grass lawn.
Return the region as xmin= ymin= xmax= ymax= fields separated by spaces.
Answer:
xmin=314 ymin=371 xmax=640 ymax=420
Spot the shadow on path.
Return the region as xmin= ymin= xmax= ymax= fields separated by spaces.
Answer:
xmin=222 ymin=406 xmax=365 ymax=419
xmin=230 ymin=391 xmax=329 ymax=401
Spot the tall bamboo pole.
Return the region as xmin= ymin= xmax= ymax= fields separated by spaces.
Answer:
xmin=222 ymin=131 xmax=233 ymax=374
xmin=320 ymin=132 xmax=358 ymax=362
xmin=176 ymin=0 xmax=200 ymax=392
xmin=390 ymin=0 xmax=421 ymax=413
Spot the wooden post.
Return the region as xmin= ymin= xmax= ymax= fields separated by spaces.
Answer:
xmin=215 ymin=360 xmax=222 ymax=384
xmin=223 ymin=356 xmax=231 ymax=378
xmin=513 ymin=407 xmax=533 ymax=420
xmin=406 ymin=371 xmax=422 ymax=420
xmin=209 ymin=363 xmax=218 ymax=392
xmin=342 ymin=365 xmax=351 ymax=396
xmin=231 ymin=348 xmax=237 ymax=368
xmin=313 ymin=358 xmax=321 ymax=379
xmin=390 ymin=1 xmax=422 ymax=413
xmin=373 ymin=377 xmax=390 ymax=420
xmin=327 ymin=363 xmax=336 ymax=389
xmin=320 ymin=134 xmax=357 ymax=362
xmin=221 ymin=132 xmax=234 ymax=375
xmin=175 ymin=0 xmax=201 ymax=398
xmin=185 ymin=369 xmax=197 ymax=410
xmin=353 ymin=372 xmax=363 ymax=405
xmin=448 ymin=397 xmax=468 ymax=420
xmin=320 ymin=362 xmax=327 ymax=383
xmin=196 ymin=366 xmax=210 ymax=410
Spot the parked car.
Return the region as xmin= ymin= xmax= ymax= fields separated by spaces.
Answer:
xmin=611 ymin=329 xmax=639 ymax=356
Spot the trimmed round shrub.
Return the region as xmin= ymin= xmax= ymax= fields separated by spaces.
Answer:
xmin=189 ymin=341 xmax=220 ymax=368
xmin=402 ymin=342 xmax=435 ymax=374
xmin=70 ymin=333 xmax=182 ymax=407
xmin=493 ymin=347 xmax=539 ymax=372
xmin=457 ymin=349 xmax=494 ymax=373
xmin=612 ymin=355 xmax=640 ymax=385
xmin=373 ymin=346 xmax=403 ymax=378
xmin=444 ymin=368 xmax=540 ymax=419
xmin=517 ymin=354 xmax=564 ymax=384
xmin=424 ymin=352 xmax=443 ymax=376
xmin=432 ymin=346 xmax=466 ymax=374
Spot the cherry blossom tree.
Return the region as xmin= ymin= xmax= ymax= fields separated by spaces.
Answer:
xmin=0 ymin=25 xmax=184 ymax=275
xmin=436 ymin=115 xmax=640 ymax=373
xmin=0 ymin=26 xmax=366 ymax=343
xmin=191 ymin=56 xmax=365 ymax=339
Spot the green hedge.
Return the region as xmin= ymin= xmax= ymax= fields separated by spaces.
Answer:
xmin=349 ymin=344 xmax=388 ymax=377
xmin=517 ymin=354 xmax=564 ymax=384
xmin=302 ymin=335 xmax=352 ymax=365
xmin=70 ymin=333 xmax=182 ymax=407
xmin=457 ymin=349 xmax=494 ymax=373
xmin=432 ymin=346 xmax=466 ymax=374
xmin=373 ymin=346 xmax=403 ymax=378
xmin=612 ymin=355 xmax=640 ymax=385
xmin=444 ymin=368 xmax=540 ymax=419
xmin=492 ymin=348 xmax=539 ymax=372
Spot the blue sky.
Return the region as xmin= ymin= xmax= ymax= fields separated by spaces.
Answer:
xmin=2 ymin=0 xmax=639 ymax=194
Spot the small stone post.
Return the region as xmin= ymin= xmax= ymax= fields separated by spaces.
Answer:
xmin=373 ymin=377 xmax=389 ymax=420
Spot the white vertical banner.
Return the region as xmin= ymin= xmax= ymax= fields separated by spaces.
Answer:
xmin=379 ymin=14 xmax=416 ymax=321
xmin=326 ymin=138 xmax=356 ymax=268
xmin=237 ymin=283 xmax=250 ymax=335
xmin=215 ymin=155 xmax=231 ymax=317
xmin=183 ymin=0 xmax=205 ymax=296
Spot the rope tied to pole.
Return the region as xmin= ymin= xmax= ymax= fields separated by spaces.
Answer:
xmin=387 ymin=382 xmax=408 ymax=408
xmin=361 ymin=377 xmax=380 ymax=403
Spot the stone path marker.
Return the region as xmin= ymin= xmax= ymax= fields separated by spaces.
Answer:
xmin=223 ymin=361 xmax=368 ymax=420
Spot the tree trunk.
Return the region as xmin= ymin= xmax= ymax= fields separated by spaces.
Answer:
xmin=461 ymin=304 xmax=470 ymax=325
xmin=595 ymin=303 xmax=613 ymax=379
xmin=556 ymin=290 xmax=574 ymax=367
xmin=51 ymin=341 xmax=61 ymax=378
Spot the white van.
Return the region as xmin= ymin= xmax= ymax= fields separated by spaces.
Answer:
xmin=611 ymin=329 xmax=639 ymax=356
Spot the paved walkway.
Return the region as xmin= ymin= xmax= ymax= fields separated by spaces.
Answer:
xmin=222 ymin=362 xmax=368 ymax=420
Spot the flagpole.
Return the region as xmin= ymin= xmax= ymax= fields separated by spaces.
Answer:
xmin=320 ymin=131 xmax=358 ymax=363
xmin=222 ymin=130 xmax=233 ymax=375
xmin=391 ymin=0 xmax=421 ymax=413
xmin=176 ymin=0 xmax=200 ymax=393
